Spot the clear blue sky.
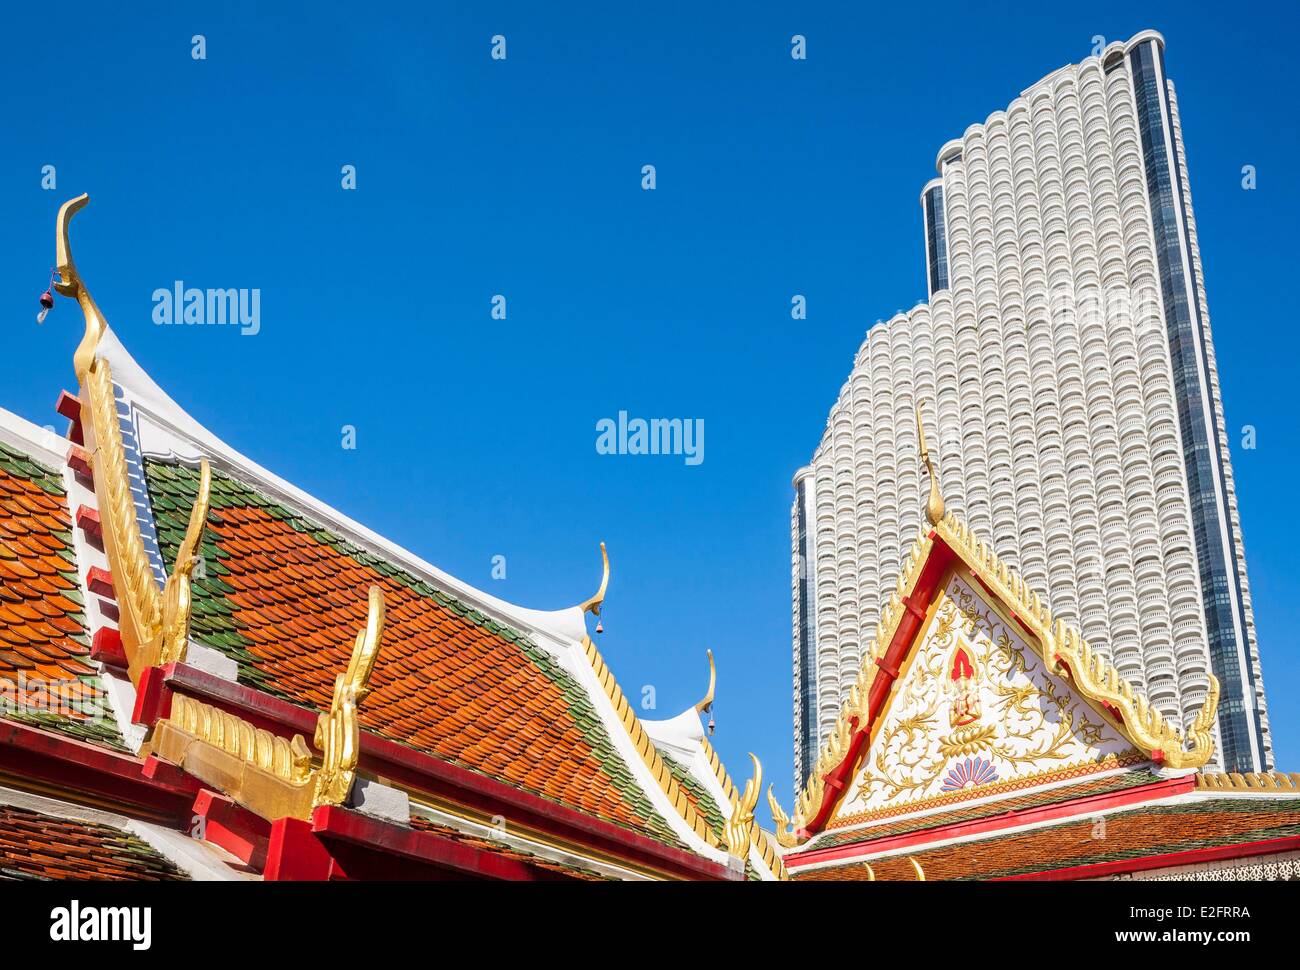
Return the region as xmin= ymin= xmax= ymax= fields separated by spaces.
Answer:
xmin=3 ymin=1 xmax=1296 ymax=806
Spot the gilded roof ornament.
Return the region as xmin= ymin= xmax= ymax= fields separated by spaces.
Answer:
xmin=138 ymin=458 xmax=212 ymax=675
xmin=50 ymin=194 xmax=107 ymax=383
xmin=767 ymin=785 xmax=800 ymax=848
xmin=578 ymin=542 xmax=609 ymax=630
xmin=694 ymin=649 xmax=716 ymax=716
xmin=723 ymin=753 xmax=761 ymax=859
xmin=314 ymin=585 xmax=387 ymax=806
xmin=916 ymin=403 xmax=944 ymax=527
xmin=49 ymin=194 xmax=211 ymax=685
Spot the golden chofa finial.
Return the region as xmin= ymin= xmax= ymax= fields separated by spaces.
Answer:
xmin=724 ymin=753 xmax=762 ymax=858
xmin=579 ymin=542 xmax=609 ymax=633
xmin=152 ymin=457 xmax=212 ymax=669
xmin=695 ymin=649 xmax=716 ymax=734
xmin=49 ymin=193 xmax=108 ymax=383
xmin=694 ymin=649 xmax=716 ymax=714
xmin=313 ymin=585 xmax=387 ymax=807
xmin=916 ymin=403 xmax=945 ymax=526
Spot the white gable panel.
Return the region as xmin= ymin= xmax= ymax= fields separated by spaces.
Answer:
xmin=834 ymin=570 xmax=1140 ymax=822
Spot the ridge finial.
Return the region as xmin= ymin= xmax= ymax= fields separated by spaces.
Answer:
xmin=916 ymin=403 xmax=945 ymax=526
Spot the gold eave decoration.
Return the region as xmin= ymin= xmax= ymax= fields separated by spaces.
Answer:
xmin=147 ymin=587 xmax=387 ymax=821
xmin=695 ymin=679 xmax=789 ymax=878
xmin=722 ymin=753 xmax=760 ymax=859
xmin=51 ymin=194 xmax=211 ymax=686
xmin=1195 ymin=771 xmax=1300 ymax=792
xmin=694 ymin=649 xmax=716 ymax=715
xmin=770 ymin=405 xmax=1220 ymax=846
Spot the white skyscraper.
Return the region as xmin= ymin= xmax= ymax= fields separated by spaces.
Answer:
xmin=791 ymin=30 xmax=1270 ymax=786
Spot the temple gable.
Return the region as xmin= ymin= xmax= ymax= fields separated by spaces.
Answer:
xmin=832 ymin=568 xmax=1141 ymax=824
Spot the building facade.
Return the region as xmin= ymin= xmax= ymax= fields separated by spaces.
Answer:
xmin=792 ymin=30 xmax=1269 ymax=787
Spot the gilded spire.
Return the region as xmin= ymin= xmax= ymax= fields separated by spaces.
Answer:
xmin=916 ymin=403 xmax=945 ymax=526
xmin=578 ymin=541 xmax=609 ymax=616
xmin=51 ymin=194 xmax=107 ymax=382
xmin=694 ymin=649 xmax=716 ymax=715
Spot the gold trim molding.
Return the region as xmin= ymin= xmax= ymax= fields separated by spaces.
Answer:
xmin=722 ymin=753 xmax=760 ymax=859
xmin=1196 ymin=771 xmax=1300 ymax=792
xmin=579 ymin=635 xmax=716 ymax=847
xmin=770 ymin=524 xmax=934 ymax=846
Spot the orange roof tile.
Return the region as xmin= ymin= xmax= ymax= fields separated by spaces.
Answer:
xmin=0 ymin=803 xmax=187 ymax=881
xmin=0 ymin=443 xmax=121 ymax=749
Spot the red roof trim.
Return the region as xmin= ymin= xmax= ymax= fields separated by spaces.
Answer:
xmin=311 ymin=805 xmax=566 ymax=881
xmin=0 ymin=718 xmax=200 ymax=824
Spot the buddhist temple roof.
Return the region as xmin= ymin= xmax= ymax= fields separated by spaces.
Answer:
xmin=0 ymin=193 xmax=783 ymax=880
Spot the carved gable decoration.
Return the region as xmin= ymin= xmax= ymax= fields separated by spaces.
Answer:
xmin=832 ymin=568 xmax=1141 ymax=825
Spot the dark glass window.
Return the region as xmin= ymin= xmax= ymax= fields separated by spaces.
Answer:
xmin=795 ymin=481 xmax=820 ymax=789
xmin=924 ymin=185 xmax=949 ymax=295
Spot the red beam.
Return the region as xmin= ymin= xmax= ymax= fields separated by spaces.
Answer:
xmin=66 ymin=445 xmax=92 ymax=479
xmin=311 ymin=805 xmax=566 ymax=881
xmin=264 ymin=816 xmax=345 ymax=881
xmin=55 ymin=391 xmax=81 ymax=422
xmin=0 ymin=718 xmax=200 ymax=825
xmin=192 ymin=789 xmax=270 ymax=869
xmin=86 ymin=566 xmax=115 ymax=599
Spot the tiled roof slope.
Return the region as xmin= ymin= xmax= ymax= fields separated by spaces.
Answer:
xmin=794 ymin=798 xmax=1300 ymax=880
xmin=0 ymin=803 xmax=187 ymax=880
xmin=659 ymin=749 xmax=726 ymax=844
xmin=144 ymin=460 xmax=680 ymax=847
xmin=0 ymin=442 xmax=122 ymax=749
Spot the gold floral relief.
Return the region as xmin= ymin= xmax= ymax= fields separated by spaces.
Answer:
xmin=837 ymin=571 xmax=1138 ymax=818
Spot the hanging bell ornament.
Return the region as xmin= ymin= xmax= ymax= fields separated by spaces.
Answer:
xmin=595 ymin=618 xmax=603 ymax=635
xmin=707 ymin=716 xmax=715 ymax=736
xmin=37 ymin=290 xmax=54 ymax=324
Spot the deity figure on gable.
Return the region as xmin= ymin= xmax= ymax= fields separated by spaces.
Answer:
xmin=946 ymin=644 xmax=981 ymax=728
